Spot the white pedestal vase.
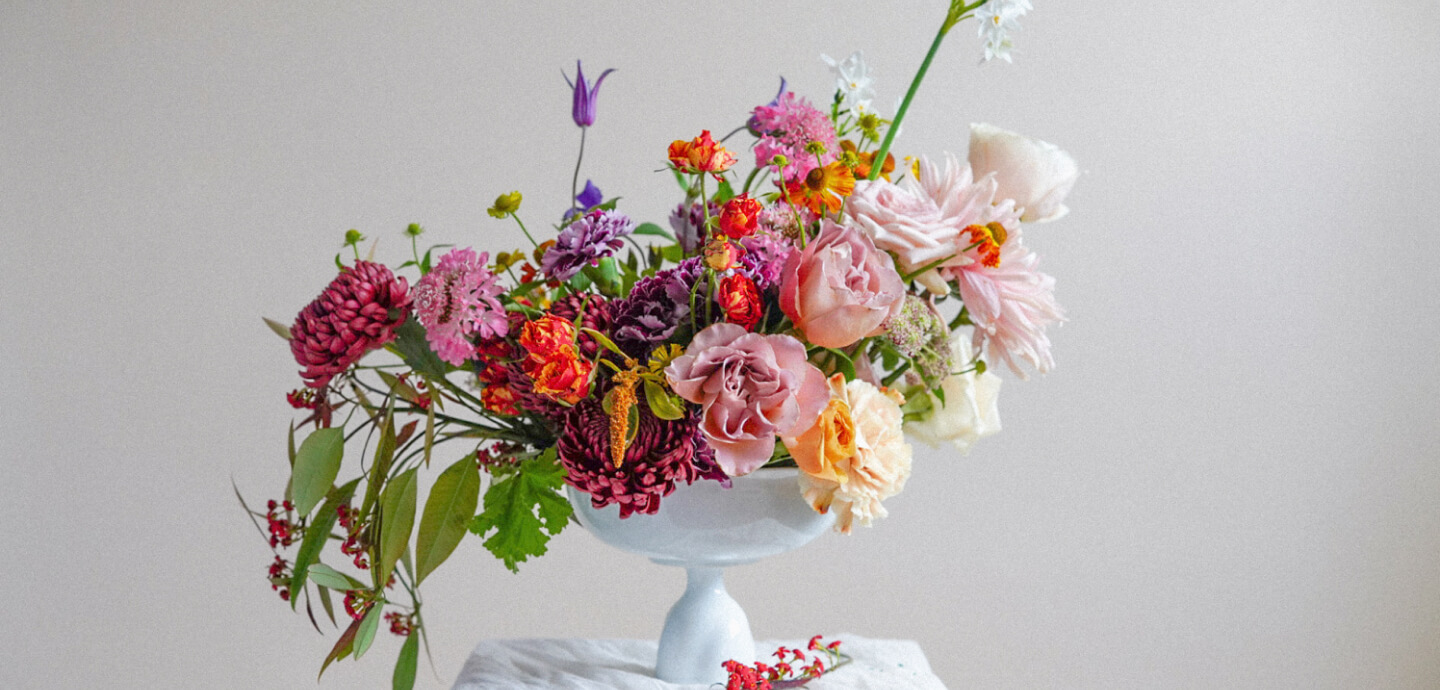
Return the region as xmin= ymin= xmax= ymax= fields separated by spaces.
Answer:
xmin=566 ymin=467 xmax=834 ymax=684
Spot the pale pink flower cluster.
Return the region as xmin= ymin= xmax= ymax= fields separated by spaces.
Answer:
xmin=750 ymin=92 xmax=838 ymax=183
xmin=411 ymin=248 xmax=508 ymax=366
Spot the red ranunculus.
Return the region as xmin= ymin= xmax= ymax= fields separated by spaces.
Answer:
xmin=717 ymin=194 xmax=762 ymax=239
xmin=718 ymin=274 xmax=763 ymax=331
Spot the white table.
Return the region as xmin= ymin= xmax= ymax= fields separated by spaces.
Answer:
xmin=452 ymin=634 xmax=947 ymax=689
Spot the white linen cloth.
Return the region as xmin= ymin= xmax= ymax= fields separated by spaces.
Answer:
xmin=452 ymin=634 xmax=946 ymax=689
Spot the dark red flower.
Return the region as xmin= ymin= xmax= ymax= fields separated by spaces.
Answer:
xmin=290 ymin=261 xmax=411 ymax=388
xmin=718 ymin=274 xmax=763 ymax=331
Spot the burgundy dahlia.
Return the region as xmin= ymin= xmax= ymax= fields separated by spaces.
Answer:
xmin=547 ymin=293 xmax=613 ymax=360
xmin=290 ymin=261 xmax=411 ymax=388
xmin=557 ymin=398 xmax=727 ymax=518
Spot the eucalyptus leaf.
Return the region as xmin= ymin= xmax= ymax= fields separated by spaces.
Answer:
xmin=354 ymin=603 xmax=384 ymax=659
xmin=415 ymin=457 xmax=481 ymax=586
xmin=392 ymin=632 xmax=419 ymax=690
xmin=377 ymin=468 xmax=418 ymax=588
xmin=262 ymin=317 xmax=293 ymax=341
xmin=291 ymin=427 xmax=345 ymax=518
xmin=289 ymin=478 xmax=361 ymax=610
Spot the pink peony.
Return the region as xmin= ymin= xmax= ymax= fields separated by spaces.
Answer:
xmin=947 ymin=226 xmax=1064 ymax=378
xmin=779 ymin=221 xmax=905 ymax=349
xmin=665 ymin=323 xmax=829 ymax=476
xmin=290 ymin=261 xmax=411 ymax=388
xmin=411 ymin=248 xmax=508 ymax=366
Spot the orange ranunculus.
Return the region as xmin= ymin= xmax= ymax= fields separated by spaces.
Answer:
xmin=717 ymin=194 xmax=762 ymax=239
xmin=519 ymin=314 xmax=577 ymax=362
xmin=668 ymin=130 xmax=737 ymax=174
xmin=717 ymin=273 xmax=763 ymax=331
xmin=785 ymin=160 xmax=855 ymax=215
xmin=525 ymin=349 xmax=594 ymax=405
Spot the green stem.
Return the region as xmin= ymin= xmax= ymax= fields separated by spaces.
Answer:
xmin=570 ymin=127 xmax=587 ymax=215
xmin=512 ymin=214 xmax=537 ymax=248
xmin=868 ymin=4 xmax=981 ymax=182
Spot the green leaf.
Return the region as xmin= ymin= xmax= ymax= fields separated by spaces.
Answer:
xmin=354 ymin=602 xmax=384 ymax=659
xmin=289 ymin=478 xmax=361 ymax=610
xmin=262 ymin=317 xmax=293 ymax=341
xmin=660 ymin=244 xmax=686 ymax=263
xmin=359 ymin=411 xmax=397 ymax=523
xmin=317 ymin=584 xmax=337 ymax=626
xmin=632 ymin=222 xmax=674 ymax=241
xmin=823 ymin=347 xmax=857 ymax=382
xmin=714 ymin=177 xmax=735 ymax=204
xmin=468 ymin=449 xmax=573 ymax=573
xmin=377 ymin=468 xmax=418 ymax=588
xmin=393 ymin=632 xmax=419 ymax=690
xmin=291 ymin=427 xmax=345 ymax=517
xmin=306 ymin=563 xmax=366 ymax=591
xmin=643 ymin=379 xmax=685 ymax=420
xmin=415 ymin=457 xmax=482 ymax=586
xmin=319 ymin=616 xmax=362 ymax=679
xmin=390 ymin=317 xmax=452 ymax=379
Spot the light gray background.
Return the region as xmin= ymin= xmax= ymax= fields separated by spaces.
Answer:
xmin=3 ymin=1 xmax=1437 ymax=688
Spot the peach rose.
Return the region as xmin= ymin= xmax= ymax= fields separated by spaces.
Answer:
xmin=665 ymin=323 xmax=829 ymax=476
xmin=783 ymin=374 xmax=911 ymax=534
xmin=778 ymin=220 xmax=905 ymax=349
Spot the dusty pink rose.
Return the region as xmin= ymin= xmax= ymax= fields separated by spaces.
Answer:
xmin=665 ymin=323 xmax=829 ymax=476
xmin=778 ymin=221 xmax=905 ymax=349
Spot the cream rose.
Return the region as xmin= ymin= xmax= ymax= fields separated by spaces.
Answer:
xmin=905 ymin=334 xmax=1002 ymax=454
xmin=783 ymin=374 xmax=912 ymax=534
xmin=968 ymin=122 xmax=1078 ymax=224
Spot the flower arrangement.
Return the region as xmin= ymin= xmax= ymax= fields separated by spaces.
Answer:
xmin=243 ymin=1 xmax=1075 ymax=686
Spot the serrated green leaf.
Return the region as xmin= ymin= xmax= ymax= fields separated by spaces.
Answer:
xmin=415 ymin=457 xmax=481 ymax=586
xmin=393 ymin=632 xmax=419 ymax=690
xmin=306 ymin=563 xmax=366 ymax=591
xmin=377 ymin=468 xmax=418 ymax=588
xmin=263 ymin=317 xmax=293 ymax=341
xmin=354 ymin=603 xmax=384 ymax=659
xmin=289 ymin=478 xmax=361 ymax=610
xmin=319 ymin=616 xmax=362 ymax=679
xmin=643 ymin=379 xmax=685 ymax=420
xmin=292 ymin=427 xmax=345 ymax=517
xmin=390 ymin=318 xmax=452 ymax=379
xmin=632 ymin=222 xmax=674 ymax=241
xmin=468 ymin=449 xmax=573 ymax=573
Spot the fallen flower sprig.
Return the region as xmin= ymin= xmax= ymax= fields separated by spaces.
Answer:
xmin=721 ymin=636 xmax=850 ymax=690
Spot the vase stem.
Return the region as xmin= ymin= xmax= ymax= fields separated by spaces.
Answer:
xmin=654 ymin=566 xmax=756 ymax=684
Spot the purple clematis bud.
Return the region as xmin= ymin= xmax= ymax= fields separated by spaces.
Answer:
xmin=562 ymin=180 xmax=605 ymax=220
xmin=566 ymin=60 xmax=616 ymax=128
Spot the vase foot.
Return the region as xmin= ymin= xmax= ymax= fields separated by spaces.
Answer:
xmin=655 ymin=566 xmax=754 ymax=684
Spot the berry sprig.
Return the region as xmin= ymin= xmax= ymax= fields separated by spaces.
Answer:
xmin=722 ymin=635 xmax=849 ymax=689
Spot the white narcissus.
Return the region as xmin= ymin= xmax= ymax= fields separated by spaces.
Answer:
xmin=968 ymin=123 xmax=1078 ymax=223
xmin=905 ymin=335 xmax=1003 ymax=455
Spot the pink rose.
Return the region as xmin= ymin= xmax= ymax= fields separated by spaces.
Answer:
xmin=665 ymin=323 xmax=829 ymax=476
xmin=779 ymin=221 xmax=905 ymax=349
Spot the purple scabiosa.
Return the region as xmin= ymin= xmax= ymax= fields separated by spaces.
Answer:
xmin=557 ymin=397 xmax=727 ymax=518
xmin=291 ymin=261 xmax=411 ymax=388
xmin=750 ymin=92 xmax=839 ymax=184
xmin=541 ymin=209 xmax=634 ymax=282
xmin=411 ymin=248 xmax=508 ymax=366
xmin=668 ymin=199 xmax=720 ymax=255
xmin=565 ymin=61 xmax=615 ymax=128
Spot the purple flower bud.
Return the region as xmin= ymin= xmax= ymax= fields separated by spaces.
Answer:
xmin=562 ymin=180 xmax=604 ymax=221
xmin=565 ymin=60 xmax=615 ymax=128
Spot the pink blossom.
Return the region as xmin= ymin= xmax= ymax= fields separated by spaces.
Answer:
xmin=749 ymin=92 xmax=838 ymax=183
xmin=411 ymin=248 xmax=508 ymax=366
xmin=665 ymin=323 xmax=829 ymax=476
xmin=947 ymin=227 xmax=1063 ymax=378
xmin=779 ymin=221 xmax=905 ymax=349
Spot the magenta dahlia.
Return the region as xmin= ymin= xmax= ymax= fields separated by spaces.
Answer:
xmin=290 ymin=261 xmax=411 ymax=388
xmin=557 ymin=398 xmax=727 ymax=518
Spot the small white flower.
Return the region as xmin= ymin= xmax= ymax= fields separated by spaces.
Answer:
xmin=976 ymin=0 xmax=1032 ymax=64
xmin=821 ymin=50 xmax=876 ymax=113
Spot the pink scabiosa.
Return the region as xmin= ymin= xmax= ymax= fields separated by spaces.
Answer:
xmin=558 ymin=398 xmax=726 ymax=518
xmin=542 ymin=209 xmax=634 ymax=282
xmin=290 ymin=261 xmax=411 ymax=388
xmin=410 ymin=248 xmax=508 ymax=366
xmin=750 ymin=92 xmax=839 ymax=183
